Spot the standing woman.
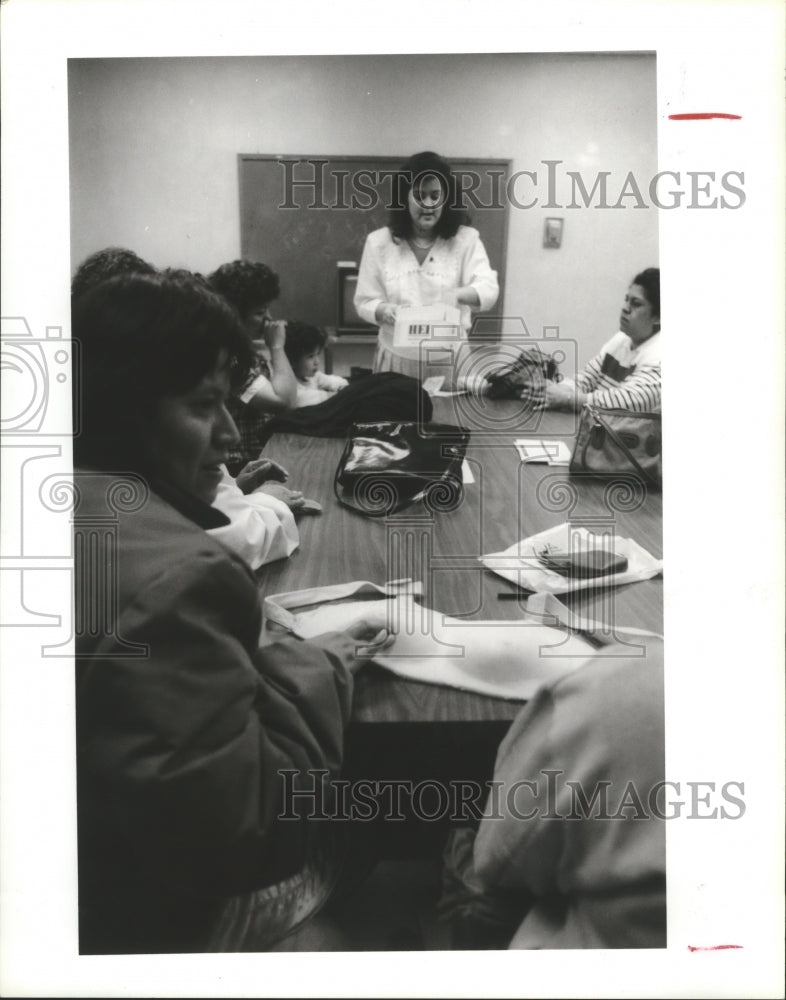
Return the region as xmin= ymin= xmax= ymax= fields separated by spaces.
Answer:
xmin=354 ymin=151 xmax=499 ymax=378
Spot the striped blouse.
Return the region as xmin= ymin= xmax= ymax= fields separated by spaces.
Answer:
xmin=576 ymin=331 xmax=661 ymax=412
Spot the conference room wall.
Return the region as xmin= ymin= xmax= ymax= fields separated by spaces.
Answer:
xmin=68 ymin=52 xmax=657 ymax=368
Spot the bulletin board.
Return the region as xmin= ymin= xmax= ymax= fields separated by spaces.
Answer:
xmin=239 ymin=155 xmax=510 ymax=331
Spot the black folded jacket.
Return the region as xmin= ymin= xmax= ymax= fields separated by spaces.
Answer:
xmin=263 ymin=372 xmax=433 ymax=440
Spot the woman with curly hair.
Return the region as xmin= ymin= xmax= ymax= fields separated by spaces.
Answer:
xmin=208 ymin=259 xmax=298 ymax=472
xmin=71 ymin=246 xmax=157 ymax=299
xmin=354 ymin=151 xmax=499 ymax=377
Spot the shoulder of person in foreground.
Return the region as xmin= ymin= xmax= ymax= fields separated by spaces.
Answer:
xmin=474 ymin=643 xmax=665 ymax=886
xmin=496 ymin=641 xmax=664 ymax=774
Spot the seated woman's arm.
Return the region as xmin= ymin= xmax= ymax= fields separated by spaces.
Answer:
xmin=574 ymin=350 xmax=604 ymax=396
xmin=243 ymin=322 xmax=297 ymax=412
xmin=581 ymin=363 xmax=661 ymax=412
xmin=210 ymin=469 xmax=299 ymax=569
xmin=545 ymin=349 xmax=661 ymax=412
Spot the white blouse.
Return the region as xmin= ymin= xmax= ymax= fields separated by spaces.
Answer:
xmin=354 ymin=225 xmax=499 ymax=356
xmin=209 ymin=467 xmax=299 ymax=570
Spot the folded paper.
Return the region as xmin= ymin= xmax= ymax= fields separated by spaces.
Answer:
xmin=480 ymin=522 xmax=662 ymax=595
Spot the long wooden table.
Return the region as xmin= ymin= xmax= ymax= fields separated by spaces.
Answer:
xmin=257 ymin=396 xmax=662 ymax=715
xmin=256 ymin=394 xmax=662 ymax=851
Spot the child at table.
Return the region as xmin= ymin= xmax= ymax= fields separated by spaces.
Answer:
xmin=284 ymin=321 xmax=349 ymax=408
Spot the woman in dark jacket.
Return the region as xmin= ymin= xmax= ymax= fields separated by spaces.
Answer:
xmin=72 ymin=271 xmax=386 ymax=954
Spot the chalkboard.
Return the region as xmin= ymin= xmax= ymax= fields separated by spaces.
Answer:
xmin=239 ymin=155 xmax=510 ymax=332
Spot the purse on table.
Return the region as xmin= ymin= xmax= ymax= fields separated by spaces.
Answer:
xmin=334 ymin=421 xmax=470 ymax=517
xmin=484 ymin=347 xmax=561 ymax=400
xmin=569 ymin=405 xmax=662 ymax=488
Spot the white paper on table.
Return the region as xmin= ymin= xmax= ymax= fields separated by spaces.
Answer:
xmin=431 ymin=388 xmax=470 ymax=397
xmin=480 ymin=522 xmax=663 ymax=595
xmin=515 ymin=438 xmax=572 ymax=466
xmin=263 ymin=578 xmax=421 ymax=635
xmin=422 ymin=375 xmax=446 ymax=396
xmin=281 ymin=594 xmax=595 ymax=700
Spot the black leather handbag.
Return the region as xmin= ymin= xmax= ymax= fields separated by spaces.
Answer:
xmin=334 ymin=421 xmax=470 ymax=517
xmin=569 ymin=405 xmax=662 ymax=488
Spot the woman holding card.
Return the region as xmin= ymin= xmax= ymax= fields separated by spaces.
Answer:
xmin=354 ymin=150 xmax=499 ymax=378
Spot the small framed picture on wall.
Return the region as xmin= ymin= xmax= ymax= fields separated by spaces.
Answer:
xmin=543 ymin=217 xmax=564 ymax=249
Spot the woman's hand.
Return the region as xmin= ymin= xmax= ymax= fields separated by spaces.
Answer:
xmin=248 ymin=320 xmax=297 ymax=410
xmin=374 ymin=303 xmax=398 ymax=326
xmin=539 ymin=380 xmax=586 ymax=411
xmin=311 ymin=614 xmax=395 ymax=674
xmin=262 ymin=319 xmax=288 ymax=352
xmin=256 ymin=481 xmax=305 ymax=510
xmin=236 ymin=458 xmax=289 ymax=494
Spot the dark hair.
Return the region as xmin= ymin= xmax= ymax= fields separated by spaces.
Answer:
xmin=71 ymin=247 xmax=157 ymax=301
xmin=283 ymin=321 xmax=327 ymax=367
xmin=387 ymin=151 xmax=469 ymax=241
xmin=73 ymin=271 xmax=253 ymax=470
xmin=207 ymin=260 xmax=281 ymax=319
xmin=632 ymin=268 xmax=660 ymax=319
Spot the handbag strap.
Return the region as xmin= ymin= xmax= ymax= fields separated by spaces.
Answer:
xmin=587 ymin=406 xmax=659 ymax=486
xmin=333 ymin=433 xmax=354 ymax=506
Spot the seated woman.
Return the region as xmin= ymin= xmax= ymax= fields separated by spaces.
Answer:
xmin=541 ymin=267 xmax=661 ymax=412
xmin=72 ymin=271 xmax=389 ymax=954
xmin=353 ymin=150 xmax=499 ymax=379
xmin=284 ymin=320 xmax=348 ymax=408
xmin=71 ymin=250 xmax=304 ymax=564
xmin=207 ymin=259 xmax=298 ymax=473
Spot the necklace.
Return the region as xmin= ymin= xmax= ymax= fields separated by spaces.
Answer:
xmin=409 ymin=236 xmax=436 ymax=250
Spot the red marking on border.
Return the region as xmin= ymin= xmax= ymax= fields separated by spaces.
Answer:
xmin=668 ymin=113 xmax=741 ymax=120
xmin=688 ymin=944 xmax=743 ymax=952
